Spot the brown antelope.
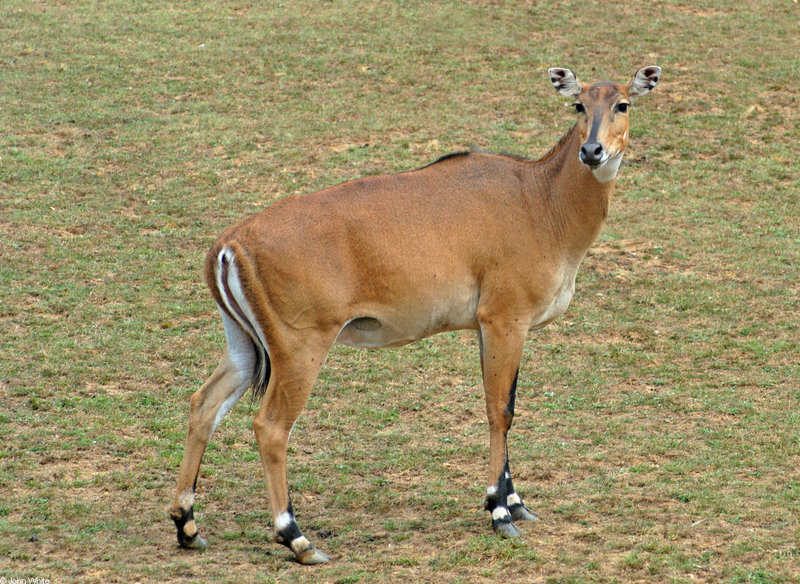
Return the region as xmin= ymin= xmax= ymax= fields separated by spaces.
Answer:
xmin=169 ymin=66 xmax=661 ymax=564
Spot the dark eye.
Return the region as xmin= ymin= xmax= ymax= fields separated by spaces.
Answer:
xmin=573 ymin=102 xmax=586 ymax=114
xmin=616 ymin=102 xmax=630 ymax=114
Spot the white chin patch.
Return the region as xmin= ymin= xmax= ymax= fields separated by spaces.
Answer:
xmin=591 ymin=152 xmax=623 ymax=183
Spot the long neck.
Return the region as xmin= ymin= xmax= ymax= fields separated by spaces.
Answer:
xmin=527 ymin=124 xmax=617 ymax=259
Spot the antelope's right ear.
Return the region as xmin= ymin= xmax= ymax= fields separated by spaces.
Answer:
xmin=548 ymin=68 xmax=583 ymax=98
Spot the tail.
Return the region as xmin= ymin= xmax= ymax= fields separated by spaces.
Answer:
xmin=211 ymin=245 xmax=271 ymax=400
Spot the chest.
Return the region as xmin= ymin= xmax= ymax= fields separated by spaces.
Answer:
xmin=530 ymin=262 xmax=580 ymax=330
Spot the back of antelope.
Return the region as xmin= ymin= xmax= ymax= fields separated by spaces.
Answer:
xmin=169 ymin=66 xmax=660 ymax=564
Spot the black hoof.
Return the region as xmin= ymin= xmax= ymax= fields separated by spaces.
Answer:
xmin=493 ymin=520 xmax=522 ymax=538
xmin=297 ymin=546 xmax=330 ymax=565
xmin=510 ymin=504 xmax=539 ymax=522
xmin=179 ymin=532 xmax=207 ymax=550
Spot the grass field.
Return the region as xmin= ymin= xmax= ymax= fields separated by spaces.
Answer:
xmin=1 ymin=1 xmax=798 ymax=582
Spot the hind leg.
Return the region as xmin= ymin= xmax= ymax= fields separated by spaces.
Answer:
xmin=168 ymin=311 xmax=254 ymax=548
xmin=253 ymin=332 xmax=335 ymax=564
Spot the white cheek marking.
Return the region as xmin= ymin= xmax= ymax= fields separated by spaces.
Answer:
xmin=275 ymin=511 xmax=293 ymax=531
xmin=507 ymin=493 xmax=522 ymax=507
xmin=492 ymin=507 xmax=511 ymax=521
xmin=487 ymin=485 xmax=498 ymax=497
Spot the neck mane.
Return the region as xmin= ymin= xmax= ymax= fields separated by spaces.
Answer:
xmin=533 ymin=123 xmax=580 ymax=167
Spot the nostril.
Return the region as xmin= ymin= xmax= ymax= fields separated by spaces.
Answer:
xmin=580 ymin=142 xmax=603 ymax=164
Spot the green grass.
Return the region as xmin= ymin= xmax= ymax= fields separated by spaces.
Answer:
xmin=1 ymin=0 xmax=799 ymax=582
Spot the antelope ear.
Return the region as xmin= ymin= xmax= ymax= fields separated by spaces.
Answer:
xmin=548 ymin=68 xmax=583 ymax=98
xmin=629 ymin=66 xmax=661 ymax=99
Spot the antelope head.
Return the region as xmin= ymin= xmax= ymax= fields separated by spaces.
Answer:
xmin=548 ymin=66 xmax=661 ymax=182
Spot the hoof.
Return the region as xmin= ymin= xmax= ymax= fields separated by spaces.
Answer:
xmin=493 ymin=520 xmax=521 ymax=538
xmin=511 ymin=505 xmax=539 ymax=522
xmin=180 ymin=532 xmax=207 ymax=550
xmin=297 ymin=546 xmax=330 ymax=565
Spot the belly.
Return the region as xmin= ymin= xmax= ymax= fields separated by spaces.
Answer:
xmin=335 ymin=291 xmax=479 ymax=349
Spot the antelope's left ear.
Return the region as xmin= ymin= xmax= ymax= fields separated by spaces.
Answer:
xmin=629 ymin=66 xmax=661 ymax=100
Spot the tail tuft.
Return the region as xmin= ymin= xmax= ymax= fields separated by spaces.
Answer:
xmin=251 ymin=339 xmax=270 ymax=400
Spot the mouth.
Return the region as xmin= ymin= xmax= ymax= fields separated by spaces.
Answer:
xmin=583 ymin=150 xmax=624 ymax=182
xmin=581 ymin=152 xmax=612 ymax=170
